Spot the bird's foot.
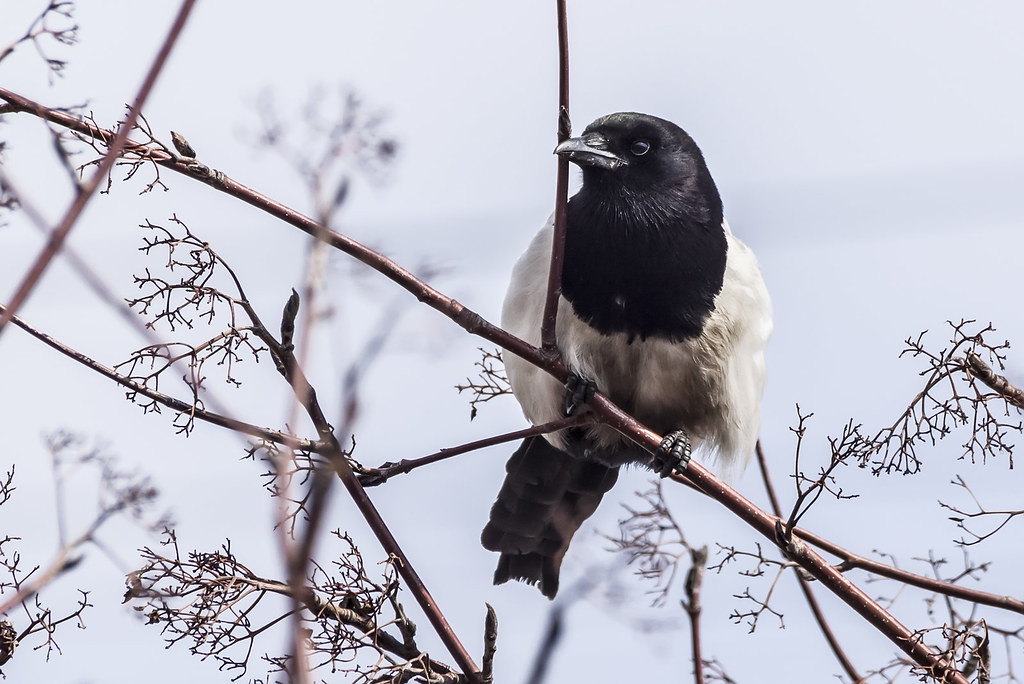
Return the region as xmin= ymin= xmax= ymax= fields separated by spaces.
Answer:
xmin=564 ymin=371 xmax=597 ymax=416
xmin=653 ymin=430 xmax=692 ymax=477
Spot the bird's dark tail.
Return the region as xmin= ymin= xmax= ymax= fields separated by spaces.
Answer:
xmin=481 ymin=436 xmax=619 ymax=599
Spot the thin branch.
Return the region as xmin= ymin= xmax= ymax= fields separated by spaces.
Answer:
xmin=248 ymin=306 xmax=482 ymax=682
xmin=791 ymin=524 xmax=1024 ymax=615
xmin=0 ymin=303 xmax=315 ymax=451
xmin=0 ymin=87 xmax=558 ymax=382
xmin=682 ymin=546 xmax=709 ymax=684
xmin=0 ymin=0 xmax=196 ymax=338
xmin=940 ymin=474 xmax=1024 ymax=546
xmin=540 ymin=0 xmax=572 ymax=354
xmin=357 ymin=416 xmax=588 ymax=487
xmin=481 ymin=604 xmax=497 ymax=684
xmin=0 ymin=87 xmax=977 ymax=682
xmin=755 ymin=441 xmax=863 ymax=682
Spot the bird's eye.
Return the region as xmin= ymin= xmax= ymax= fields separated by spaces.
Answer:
xmin=630 ymin=140 xmax=650 ymax=156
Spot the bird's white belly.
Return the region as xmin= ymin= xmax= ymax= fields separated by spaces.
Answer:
xmin=500 ymin=218 xmax=770 ymax=472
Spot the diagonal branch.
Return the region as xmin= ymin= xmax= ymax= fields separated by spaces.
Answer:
xmin=247 ymin=304 xmax=483 ymax=682
xmin=0 ymin=0 xmax=197 ymax=339
xmin=755 ymin=441 xmax=863 ymax=682
xmin=0 ymin=303 xmax=315 ymax=451
xmin=791 ymin=524 xmax=1024 ymax=616
xmin=0 ymin=88 xmax=975 ymax=683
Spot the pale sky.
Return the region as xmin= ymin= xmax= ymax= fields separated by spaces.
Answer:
xmin=2 ymin=2 xmax=1023 ymax=683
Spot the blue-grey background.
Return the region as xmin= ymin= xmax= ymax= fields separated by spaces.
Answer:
xmin=2 ymin=2 xmax=1022 ymax=682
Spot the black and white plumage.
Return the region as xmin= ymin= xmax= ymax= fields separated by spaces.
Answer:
xmin=481 ymin=112 xmax=772 ymax=598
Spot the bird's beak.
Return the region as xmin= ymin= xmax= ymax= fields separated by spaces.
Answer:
xmin=554 ymin=134 xmax=627 ymax=170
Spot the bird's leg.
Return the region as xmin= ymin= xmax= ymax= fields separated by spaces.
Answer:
xmin=653 ymin=430 xmax=692 ymax=476
xmin=564 ymin=371 xmax=597 ymax=416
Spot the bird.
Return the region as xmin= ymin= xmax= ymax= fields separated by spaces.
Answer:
xmin=480 ymin=112 xmax=772 ymax=599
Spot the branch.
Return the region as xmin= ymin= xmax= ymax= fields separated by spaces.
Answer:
xmin=791 ymin=524 xmax=1024 ymax=616
xmin=248 ymin=302 xmax=482 ymax=682
xmin=539 ymin=0 xmax=572 ymax=354
xmin=0 ymin=303 xmax=315 ymax=450
xmin=130 ymin=531 xmax=463 ymax=682
xmin=0 ymin=87 xmax=973 ymax=682
xmin=755 ymin=441 xmax=863 ymax=682
xmin=357 ymin=416 xmax=588 ymax=487
xmin=0 ymin=0 xmax=196 ymax=338
xmin=682 ymin=546 xmax=709 ymax=684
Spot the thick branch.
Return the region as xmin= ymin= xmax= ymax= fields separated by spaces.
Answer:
xmin=964 ymin=351 xmax=1024 ymax=409
xmin=0 ymin=88 xmax=973 ymax=682
xmin=792 ymin=524 xmax=1024 ymax=616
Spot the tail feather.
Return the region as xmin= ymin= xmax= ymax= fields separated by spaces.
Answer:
xmin=481 ymin=436 xmax=619 ymax=598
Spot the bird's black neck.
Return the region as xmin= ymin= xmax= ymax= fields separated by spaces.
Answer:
xmin=561 ymin=184 xmax=727 ymax=342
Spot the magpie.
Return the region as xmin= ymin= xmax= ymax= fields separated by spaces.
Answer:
xmin=480 ymin=112 xmax=772 ymax=598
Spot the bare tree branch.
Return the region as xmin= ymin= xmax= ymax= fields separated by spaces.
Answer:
xmin=0 ymin=0 xmax=197 ymax=338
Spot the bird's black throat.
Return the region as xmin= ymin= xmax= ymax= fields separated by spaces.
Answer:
xmin=561 ymin=185 xmax=727 ymax=342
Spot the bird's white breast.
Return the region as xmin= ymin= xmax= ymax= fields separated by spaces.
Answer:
xmin=501 ymin=216 xmax=771 ymax=473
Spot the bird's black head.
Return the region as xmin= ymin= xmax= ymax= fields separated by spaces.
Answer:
xmin=555 ymin=113 xmax=728 ymax=341
xmin=555 ymin=112 xmax=721 ymax=222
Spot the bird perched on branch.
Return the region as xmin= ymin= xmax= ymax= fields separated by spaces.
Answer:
xmin=481 ymin=112 xmax=772 ymax=598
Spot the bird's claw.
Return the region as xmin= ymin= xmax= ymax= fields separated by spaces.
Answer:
xmin=564 ymin=371 xmax=597 ymax=416
xmin=654 ymin=430 xmax=692 ymax=477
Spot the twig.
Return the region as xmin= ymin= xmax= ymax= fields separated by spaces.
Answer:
xmin=683 ymin=546 xmax=709 ymax=684
xmin=940 ymin=474 xmax=1024 ymax=546
xmin=249 ymin=306 xmax=482 ymax=682
xmin=357 ymin=416 xmax=588 ymax=487
xmin=0 ymin=0 xmax=196 ymax=338
xmin=481 ymin=604 xmax=497 ymax=684
xmin=793 ymin=524 xmax=1024 ymax=616
xmin=964 ymin=351 xmax=1024 ymax=409
xmin=526 ymin=603 xmax=563 ymax=684
xmin=0 ymin=303 xmax=315 ymax=450
xmin=0 ymin=88 xmax=975 ymax=682
xmin=540 ymin=0 xmax=572 ymax=354
xmin=755 ymin=441 xmax=863 ymax=682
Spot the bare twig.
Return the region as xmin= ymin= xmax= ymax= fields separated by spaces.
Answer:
xmin=357 ymin=416 xmax=588 ymax=487
xmin=129 ymin=530 xmax=462 ymax=682
xmin=0 ymin=303 xmax=315 ymax=450
xmin=755 ymin=441 xmax=863 ymax=682
xmin=0 ymin=0 xmax=197 ymax=338
xmin=683 ymin=546 xmax=709 ymax=684
xmin=245 ymin=297 xmax=482 ymax=682
xmin=0 ymin=1 xmax=78 ymax=81
xmin=540 ymin=0 xmax=572 ymax=354
xmin=939 ymin=475 xmax=1023 ymax=547
xmin=856 ymin=321 xmax=1021 ymax=474
xmin=481 ymin=604 xmax=497 ymax=684
xmin=455 ymin=348 xmax=511 ymax=420
xmin=0 ymin=87 xmax=975 ymax=681
xmin=791 ymin=525 xmax=1024 ymax=615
